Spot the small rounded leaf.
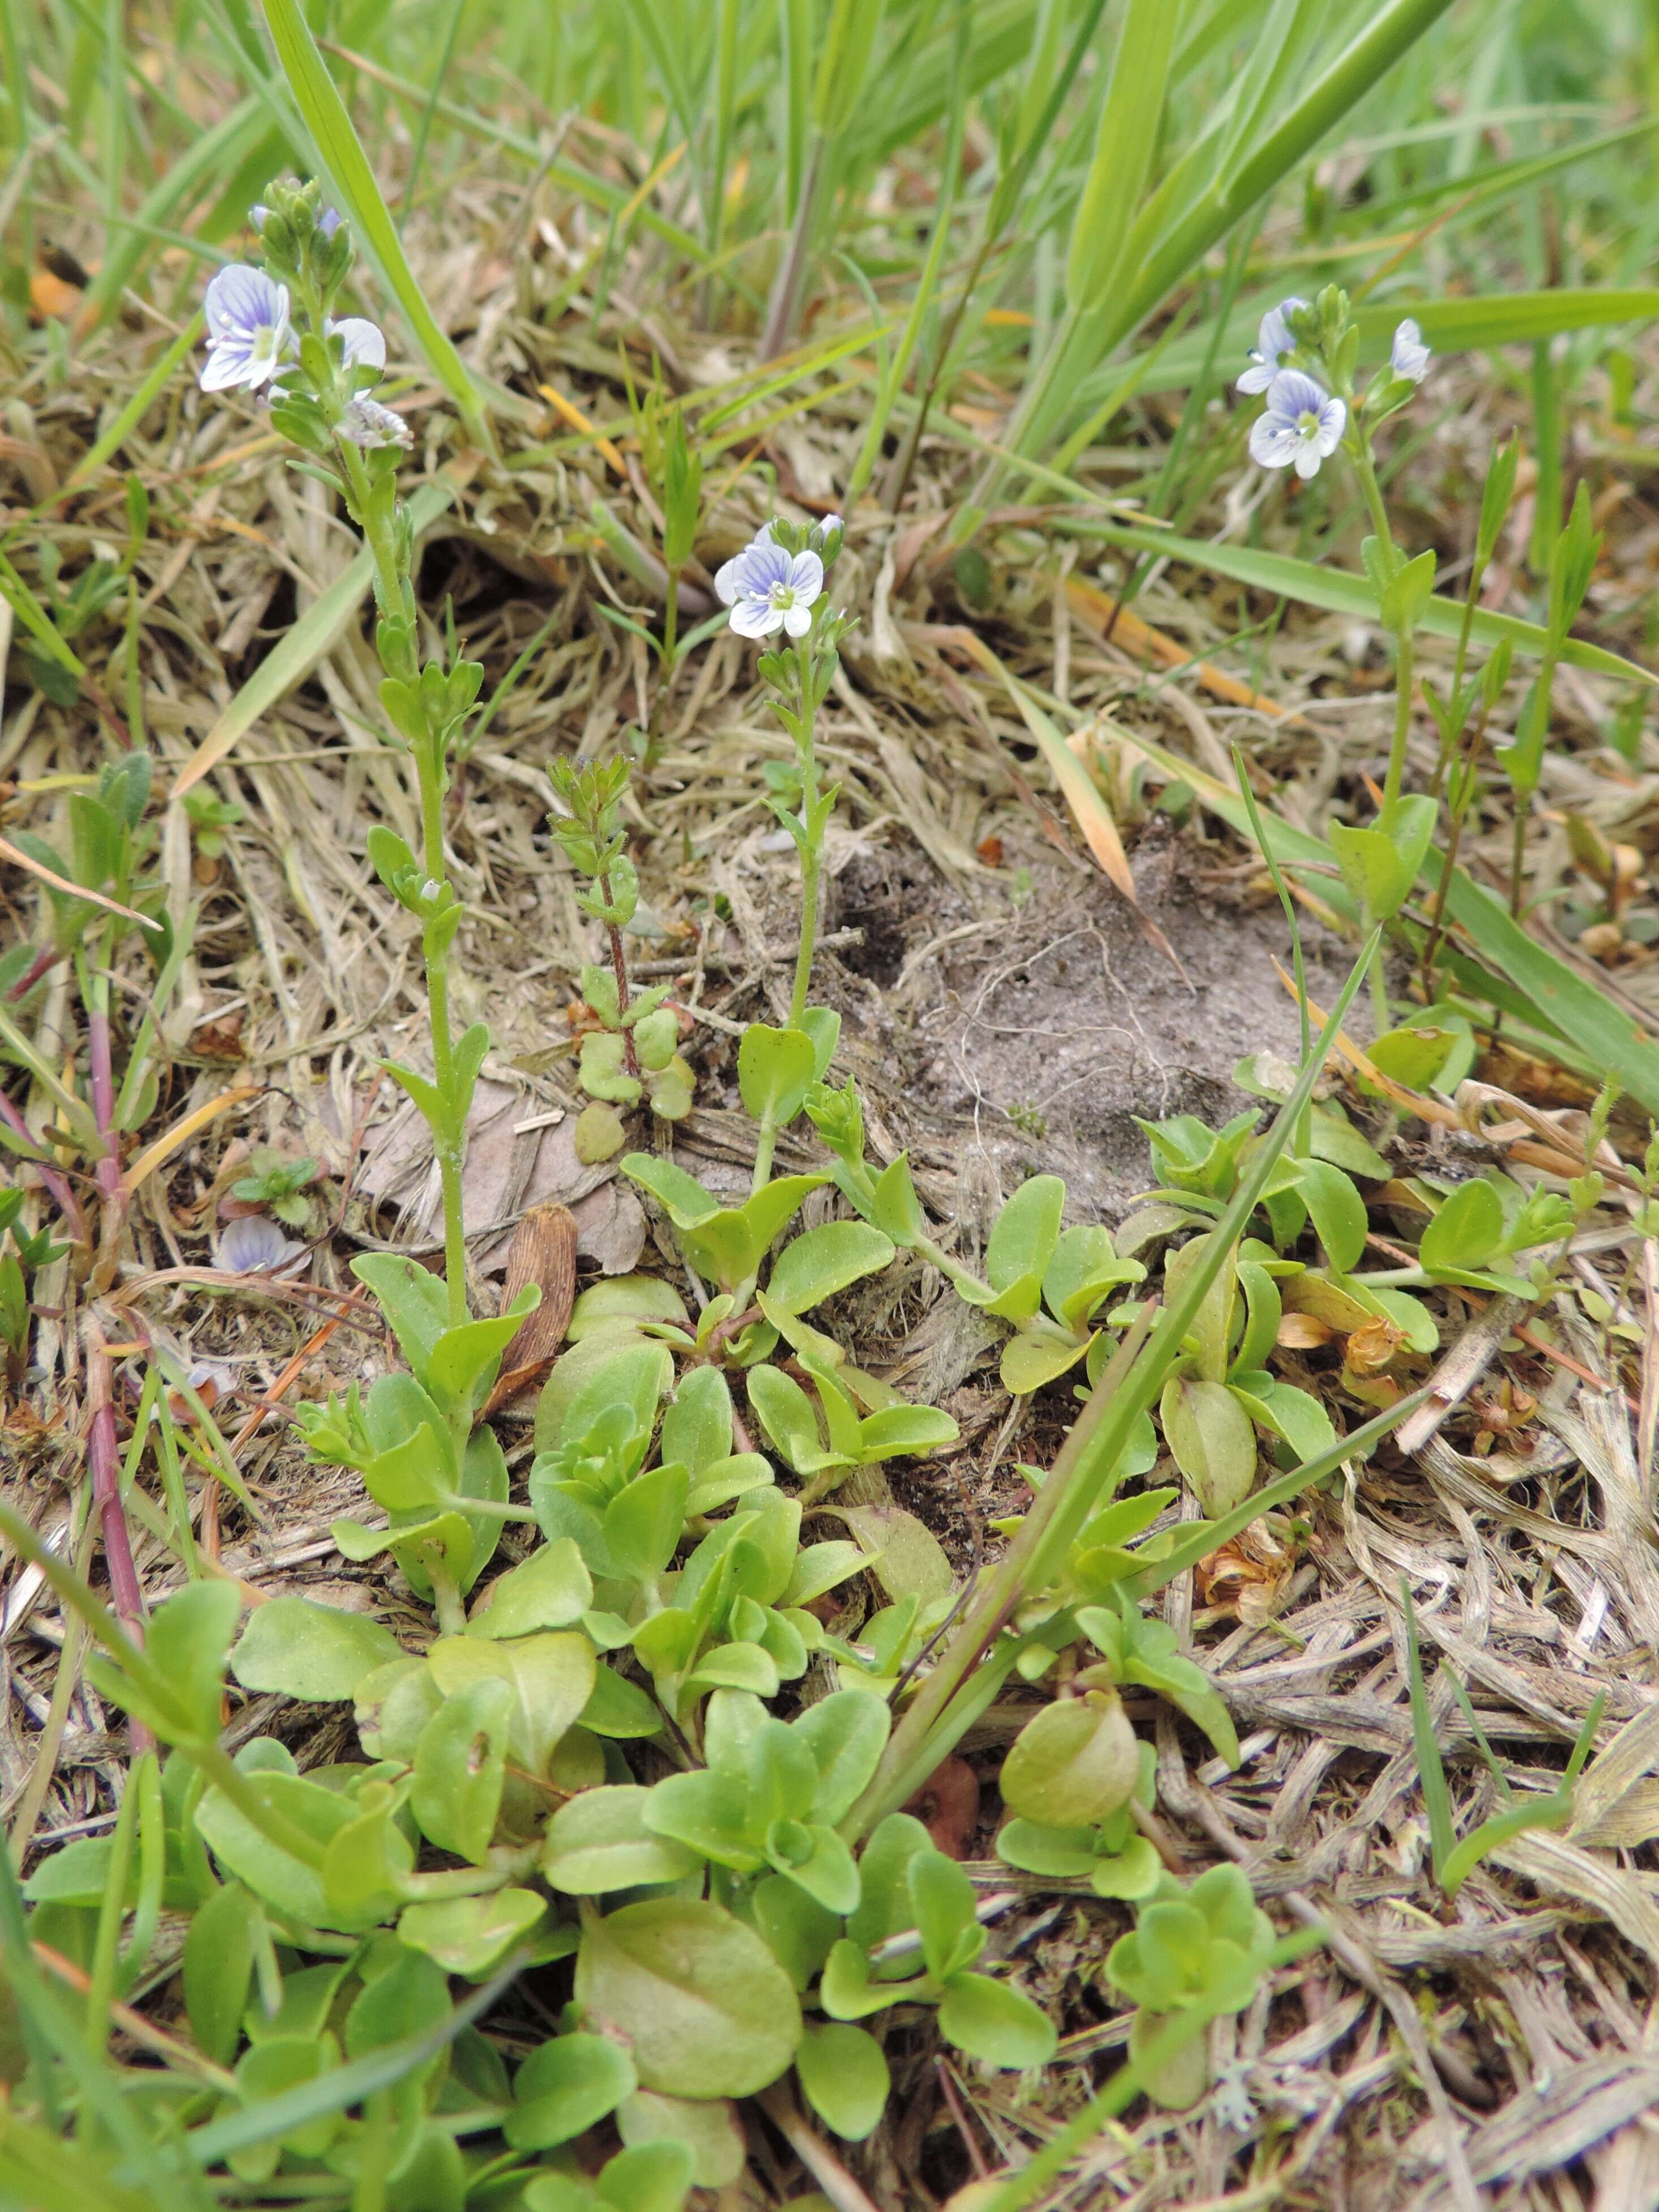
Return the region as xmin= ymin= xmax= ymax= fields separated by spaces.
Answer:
xmin=936 ymin=1971 xmax=1057 ymax=2069
xmin=999 ymin=1691 xmax=1139 ymax=1829
xmin=617 ymin=2089 xmax=746 ymax=2187
xmin=544 ymin=1785 xmax=702 ymax=1893
xmin=1129 ymin=2004 xmax=1210 ymax=2110
xmin=231 ymin=1597 xmax=403 ymax=1703
xmin=506 ymin=2031 xmax=637 ymax=2150
xmin=575 ymin=1898 xmax=802 ymax=2098
xmin=397 ymin=1889 xmax=547 ymax=1978
xmin=795 ymin=2022 xmax=890 ymax=2140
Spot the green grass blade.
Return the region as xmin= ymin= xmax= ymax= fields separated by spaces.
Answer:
xmin=78 ymin=98 xmax=264 ymax=330
xmin=1064 ymin=0 xmax=1177 ymax=310
xmin=1400 ymin=1578 xmax=1456 ymax=1884
xmin=1440 ymin=1797 xmax=1571 ymax=1901
xmin=63 ymin=315 xmax=204 ymax=491
xmin=178 ymin=1957 xmax=526 ymax=2167
xmin=1336 ymin=117 xmax=1659 ymax=232
xmin=1430 ymin=861 xmax=1659 ymax=1115
xmin=259 ymin=0 xmax=494 ymax=449
xmin=171 ymin=478 xmax=455 ymax=795
xmin=1116 ymin=0 xmax=1462 ymax=361
xmin=846 ymin=0 xmax=967 ymax=503
xmin=1076 ymin=519 xmax=1656 ymax=685
xmin=0 ymin=553 xmax=84 ymax=676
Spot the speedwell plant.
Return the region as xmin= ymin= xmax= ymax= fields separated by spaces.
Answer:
xmin=2 ymin=179 xmax=1474 ymax=2208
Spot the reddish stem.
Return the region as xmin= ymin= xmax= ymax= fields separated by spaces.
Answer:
xmin=87 ymin=1323 xmax=152 ymax=1751
xmin=6 ymin=945 xmax=62 ymax=1003
xmin=87 ymin=1001 xmax=129 ymax=1292
xmin=0 ymin=1088 xmax=88 ymax=1244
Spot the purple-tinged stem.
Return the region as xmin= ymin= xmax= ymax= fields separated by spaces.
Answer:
xmin=88 ymin=1001 xmax=129 ymax=1292
xmin=0 ymin=1088 xmax=88 ymax=1244
xmin=6 ymin=945 xmax=62 ymax=1003
xmin=87 ymin=1323 xmax=151 ymax=1751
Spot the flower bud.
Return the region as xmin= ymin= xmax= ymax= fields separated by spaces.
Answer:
xmin=810 ymin=512 xmax=844 ymax=566
xmin=804 ymin=1076 xmax=864 ymax=1165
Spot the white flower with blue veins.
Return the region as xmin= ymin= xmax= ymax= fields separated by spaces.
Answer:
xmin=1391 ymin=317 xmax=1431 ymax=383
xmin=329 ymin=317 xmax=386 ymax=374
xmin=201 ymin=266 xmax=293 ymax=392
xmin=1236 ymin=296 xmax=1309 ymax=395
xmin=715 ymin=536 xmax=825 ymax=639
xmin=1249 ymin=369 xmax=1347 ymax=480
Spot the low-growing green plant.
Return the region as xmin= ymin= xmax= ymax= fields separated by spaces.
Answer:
xmin=230 ymin=1147 xmax=322 ymax=1230
xmin=5 ymin=146 xmax=1533 ymax=2209
xmin=0 ymin=1180 xmax=65 ymax=1384
xmin=549 ymin=756 xmax=696 ymax=1164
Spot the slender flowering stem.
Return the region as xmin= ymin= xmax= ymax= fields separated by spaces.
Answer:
xmin=1383 ymin=625 xmax=1415 ymax=813
xmin=790 ymin=638 xmax=821 ymax=1032
xmin=600 ymin=869 xmax=642 ymax=1081
xmin=413 ymin=748 xmax=469 ymax=1328
xmin=1349 ymin=439 xmax=1401 ymax=581
xmin=339 ymin=436 xmax=468 ymax=1326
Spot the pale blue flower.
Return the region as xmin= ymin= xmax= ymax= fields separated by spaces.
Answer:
xmin=201 ymin=266 xmax=292 ymax=393
xmin=328 ymin=317 xmax=386 ymax=374
xmin=1249 ymin=369 xmax=1346 ymax=480
xmin=1236 ymin=297 xmax=1309 ymax=395
xmin=341 ymin=395 xmax=412 ymax=449
xmin=216 ymin=1213 xmax=304 ymax=1273
xmin=715 ymin=537 xmax=824 ymax=639
xmin=1391 ymin=317 xmax=1431 ymax=383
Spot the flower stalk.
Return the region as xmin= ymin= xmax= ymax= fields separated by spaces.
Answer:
xmin=198 ymin=180 xmax=483 ymax=1330
xmin=714 ymin=514 xmax=850 ymax=1044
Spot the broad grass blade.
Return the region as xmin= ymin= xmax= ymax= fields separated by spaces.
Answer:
xmin=1401 ymin=1580 xmax=1457 ymax=1886
xmin=260 ymin=0 xmax=493 ymax=448
xmin=1064 ymin=0 xmax=1177 ymax=310
xmin=171 ymin=479 xmax=455 ymax=795
xmin=1080 ymin=520 xmax=1655 ymax=686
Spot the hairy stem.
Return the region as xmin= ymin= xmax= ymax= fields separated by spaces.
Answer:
xmin=1349 ymin=438 xmax=1400 ymax=579
xmin=342 ymin=437 xmax=470 ymax=1327
xmin=790 ymin=641 xmax=821 ymax=1030
xmin=601 ymin=870 xmax=642 ymax=1081
xmin=415 ymin=751 xmax=469 ymax=1329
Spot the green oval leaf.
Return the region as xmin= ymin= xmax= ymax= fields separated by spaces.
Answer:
xmin=795 ymin=2021 xmax=890 ymax=2141
xmin=543 ymin=1786 xmax=702 ymax=1894
xmin=231 ymin=1597 xmax=402 ymax=1703
xmin=506 ymin=2032 xmax=637 ymax=2151
xmin=765 ymin=1221 xmax=895 ymax=1315
xmin=1000 ymin=1690 xmax=1140 ymax=1828
xmin=575 ymin=1899 xmax=802 ymax=2098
